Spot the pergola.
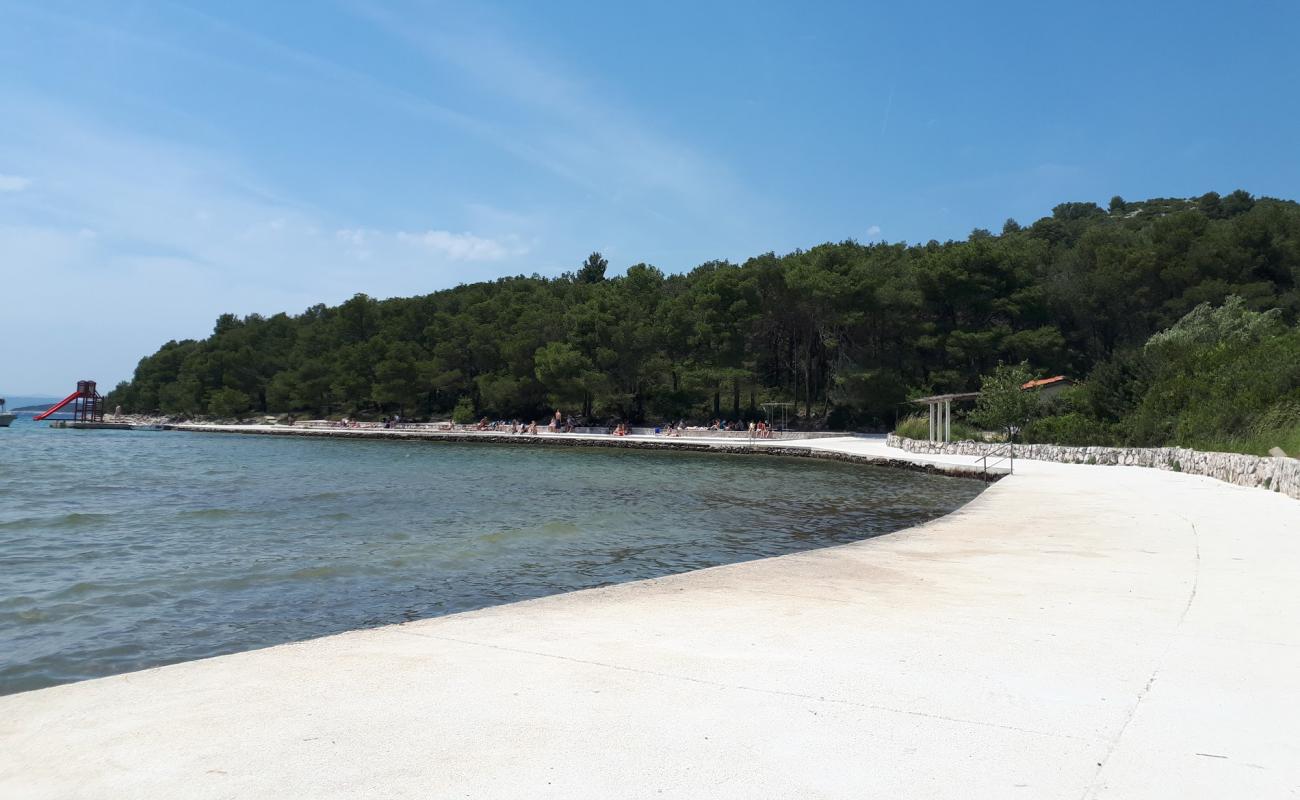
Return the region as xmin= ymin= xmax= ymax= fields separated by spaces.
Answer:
xmin=760 ymin=402 xmax=795 ymax=431
xmin=910 ymin=392 xmax=979 ymax=443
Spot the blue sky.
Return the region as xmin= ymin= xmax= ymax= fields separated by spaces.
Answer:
xmin=2 ymin=1 xmax=1298 ymax=393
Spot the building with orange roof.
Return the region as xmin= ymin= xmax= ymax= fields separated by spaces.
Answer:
xmin=1020 ymin=375 xmax=1075 ymax=401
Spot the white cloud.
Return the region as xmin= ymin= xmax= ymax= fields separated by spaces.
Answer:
xmin=396 ymin=230 xmax=516 ymax=261
xmin=332 ymin=228 xmax=369 ymax=261
xmin=335 ymin=227 xmax=522 ymax=265
xmin=866 ymin=225 xmax=882 ymax=239
xmin=0 ymin=173 xmax=32 ymax=192
xmin=0 ymin=100 xmax=538 ymax=391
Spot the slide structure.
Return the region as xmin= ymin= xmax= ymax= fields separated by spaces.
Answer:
xmin=33 ymin=391 xmax=86 ymax=421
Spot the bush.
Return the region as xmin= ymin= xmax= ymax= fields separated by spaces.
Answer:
xmin=451 ymin=396 xmax=476 ymax=424
xmin=895 ymin=414 xmax=929 ymax=440
xmin=207 ymin=387 xmax=251 ymax=419
xmin=1022 ymin=413 xmax=1119 ymax=446
xmin=1126 ymin=323 xmax=1300 ymax=450
xmin=969 ymin=362 xmax=1039 ymax=440
xmin=894 ymin=412 xmax=983 ymax=441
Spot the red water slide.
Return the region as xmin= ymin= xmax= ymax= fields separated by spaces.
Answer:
xmin=33 ymin=391 xmax=85 ymax=421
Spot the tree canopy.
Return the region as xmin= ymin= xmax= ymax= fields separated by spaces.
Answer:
xmin=109 ymin=191 xmax=1300 ymax=438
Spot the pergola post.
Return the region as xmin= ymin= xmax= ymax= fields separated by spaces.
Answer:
xmin=910 ymin=392 xmax=979 ymax=445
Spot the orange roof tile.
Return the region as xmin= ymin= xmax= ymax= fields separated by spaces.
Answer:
xmin=1021 ymin=375 xmax=1071 ymax=390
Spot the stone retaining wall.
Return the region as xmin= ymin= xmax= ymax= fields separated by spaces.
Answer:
xmin=886 ymin=434 xmax=1300 ymax=500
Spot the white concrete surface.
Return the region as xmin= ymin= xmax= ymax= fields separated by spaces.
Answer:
xmin=2 ymin=436 xmax=1298 ymax=799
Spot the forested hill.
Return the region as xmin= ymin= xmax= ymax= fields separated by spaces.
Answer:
xmin=110 ymin=191 xmax=1300 ymax=433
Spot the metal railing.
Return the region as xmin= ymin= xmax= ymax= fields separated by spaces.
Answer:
xmin=981 ymin=442 xmax=1015 ymax=476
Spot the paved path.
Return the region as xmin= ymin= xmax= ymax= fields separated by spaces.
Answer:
xmin=2 ymin=436 xmax=1297 ymax=798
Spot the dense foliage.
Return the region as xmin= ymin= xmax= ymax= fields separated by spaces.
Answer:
xmin=1023 ymin=297 xmax=1300 ymax=455
xmin=110 ymin=191 xmax=1300 ymax=447
xmin=969 ymin=363 xmax=1040 ymax=439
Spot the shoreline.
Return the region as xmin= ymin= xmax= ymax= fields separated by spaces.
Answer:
xmin=3 ymin=431 xmax=1297 ymax=796
xmin=164 ymin=422 xmax=1007 ymax=482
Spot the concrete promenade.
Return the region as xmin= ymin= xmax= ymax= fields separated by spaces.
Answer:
xmin=2 ymin=434 xmax=1297 ymax=798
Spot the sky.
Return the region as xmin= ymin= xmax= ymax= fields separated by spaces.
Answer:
xmin=2 ymin=1 xmax=1298 ymax=394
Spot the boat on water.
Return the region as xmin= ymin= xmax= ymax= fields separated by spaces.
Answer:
xmin=0 ymin=398 xmax=15 ymax=427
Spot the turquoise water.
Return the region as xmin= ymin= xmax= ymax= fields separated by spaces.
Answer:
xmin=0 ymin=419 xmax=983 ymax=694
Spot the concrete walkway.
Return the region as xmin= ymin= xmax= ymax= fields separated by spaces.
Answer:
xmin=2 ymin=436 xmax=1297 ymax=798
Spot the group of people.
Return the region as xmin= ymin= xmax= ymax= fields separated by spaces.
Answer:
xmin=321 ymin=412 xmax=778 ymax=438
xmin=549 ymin=410 xmax=577 ymax=433
xmin=645 ymin=419 xmax=779 ymax=438
xmin=706 ymin=419 xmax=777 ymax=437
xmin=475 ymin=417 xmax=537 ymax=434
xmin=471 ymin=410 xmax=577 ymax=435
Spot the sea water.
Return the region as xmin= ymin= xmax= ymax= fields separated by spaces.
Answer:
xmin=0 ymin=419 xmax=983 ymax=694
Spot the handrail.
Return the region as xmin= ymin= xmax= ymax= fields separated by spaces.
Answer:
xmin=980 ymin=442 xmax=1014 ymax=476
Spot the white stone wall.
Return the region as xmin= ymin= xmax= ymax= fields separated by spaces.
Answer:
xmin=886 ymin=434 xmax=1300 ymax=500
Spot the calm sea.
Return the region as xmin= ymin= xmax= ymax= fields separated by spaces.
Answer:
xmin=0 ymin=419 xmax=983 ymax=694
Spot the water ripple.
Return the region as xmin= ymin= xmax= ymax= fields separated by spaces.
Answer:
xmin=0 ymin=421 xmax=983 ymax=694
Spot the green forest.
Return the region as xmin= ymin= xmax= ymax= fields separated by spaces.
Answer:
xmin=109 ymin=190 xmax=1300 ymax=455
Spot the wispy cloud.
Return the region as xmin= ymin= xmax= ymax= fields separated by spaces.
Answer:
xmin=395 ymin=230 xmax=522 ymax=261
xmin=345 ymin=2 xmax=751 ymax=226
xmin=0 ymin=97 xmax=533 ymax=390
xmin=0 ymin=3 xmax=773 ymax=391
xmin=336 ymin=228 xmax=525 ymax=263
xmin=168 ymin=2 xmax=730 ymax=215
xmin=0 ymin=173 xmax=31 ymax=192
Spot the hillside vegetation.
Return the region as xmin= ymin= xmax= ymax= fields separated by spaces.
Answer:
xmin=109 ymin=191 xmax=1300 ymax=453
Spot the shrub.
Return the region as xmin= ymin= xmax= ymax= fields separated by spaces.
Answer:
xmin=207 ymin=387 xmax=251 ymax=419
xmin=969 ymin=362 xmax=1039 ymax=440
xmin=451 ymin=396 xmax=476 ymax=424
xmin=1126 ymin=323 xmax=1300 ymax=451
xmin=1022 ymin=413 xmax=1119 ymax=446
xmin=894 ymin=412 xmax=983 ymax=441
xmin=895 ymin=414 xmax=929 ymax=440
